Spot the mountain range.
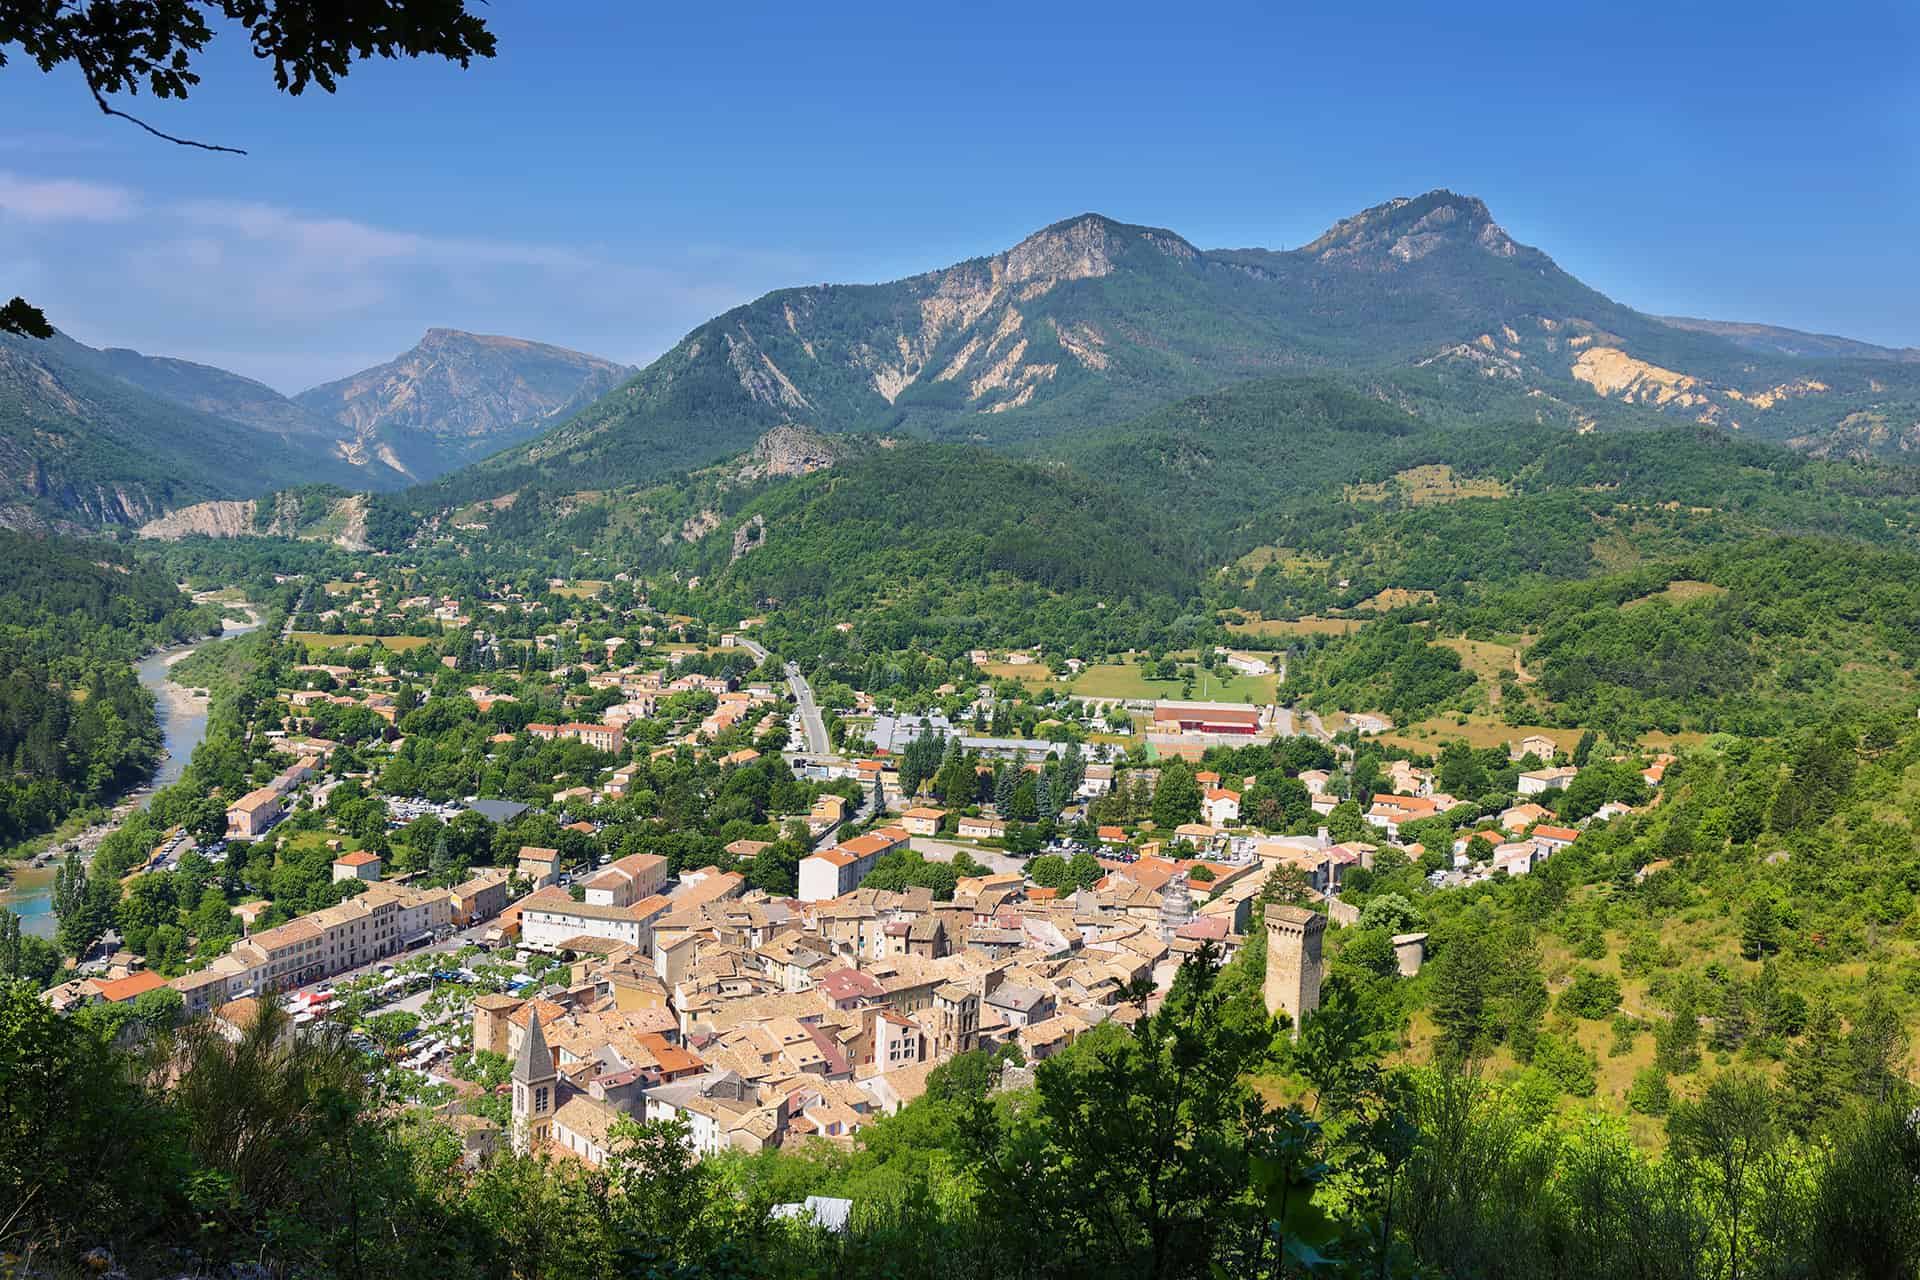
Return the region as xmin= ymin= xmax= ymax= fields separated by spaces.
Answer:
xmin=0 ymin=328 xmax=631 ymax=529
xmin=429 ymin=190 xmax=1920 ymax=507
xmin=13 ymin=189 xmax=1919 ymax=532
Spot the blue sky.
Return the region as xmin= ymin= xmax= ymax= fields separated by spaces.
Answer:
xmin=2 ymin=0 xmax=1914 ymax=391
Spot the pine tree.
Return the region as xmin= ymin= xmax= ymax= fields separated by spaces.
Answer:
xmin=1655 ymin=985 xmax=1702 ymax=1074
xmin=1707 ymin=979 xmax=1748 ymax=1054
xmin=1430 ymin=932 xmax=1495 ymax=1065
xmin=1740 ymin=898 xmax=1780 ymax=959
xmin=994 ymin=767 xmax=1017 ymax=816
xmin=1572 ymin=729 xmax=1598 ymax=768
xmin=1847 ymin=986 xmax=1910 ymax=1105
xmin=1780 ymin=1002 xmax=1846 ymax=1136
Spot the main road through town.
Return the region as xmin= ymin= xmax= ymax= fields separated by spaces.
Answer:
xmin=735 ymin=635 xmax=831 ymax=757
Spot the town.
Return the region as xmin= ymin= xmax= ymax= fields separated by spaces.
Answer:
xmin=32 ymin=566 xmax=1671 ymax=1170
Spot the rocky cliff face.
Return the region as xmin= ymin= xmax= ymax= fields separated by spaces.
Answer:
xmin=138 ymin=492 xmax=371 ymax=550
xmin=137 ymin=500 xmax=262 ymax=540
xmin=1302 ymin=191 xmax=1522 ymax=266
xmin=735 ymin=425 xmax=846 ymax=482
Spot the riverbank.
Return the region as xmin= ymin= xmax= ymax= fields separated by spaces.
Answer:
xmin=0 ymin=600 xmax=263 ymax=936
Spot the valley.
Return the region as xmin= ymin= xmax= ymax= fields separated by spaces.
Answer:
xmin=6 ymin=194 xmax=1920 ymax=1280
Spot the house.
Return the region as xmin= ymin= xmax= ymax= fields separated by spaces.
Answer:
xmin=1384 ymin=760 xmax=1434 ymax=797
xmin=807 ymin=794 xmax=848 ymax=836
xmin=798 ymin=827 xmax=909 ymax=902
xmin=1201 ymin=788 xmax=1241 ymax=827
xmin=1078 ymin=763 xmax=1114 ymax=798
xmin=1517 ymin=766 xmax=1578 ymax=797
xmin=93 ymin=970 xmax=169 ymax=1004
xmin=955 ymin=815 xmax=1005 ymax=840
xmin=519 ymin=886 xmax=672 ymax=952
xmin=1492 ymin=840 xmax=1545 ymax=877
xmin=1509 ymin=734 xmax=1558 ymax=763
xmin=225 ymin=787 xmax=283 ymax=839
xmin=900 ymin=807 xmax=947 ymax=837
xmin=331 ymin=850 xmax=382 ymax=883
xmin=517 ymin=847 xmax=565 ymax=889
xmin=448 ymin=869 xmax=512 ymax=926
xmin=1365 ymin=794 xmax=1440 ymax=839
xmin=1499 ymin=802 xmax=1554 ymax=832
xmin=1531 ymin=825 xmax=1579 ymax=854
xmin=583 ymin=853 xmax=669 ymax=907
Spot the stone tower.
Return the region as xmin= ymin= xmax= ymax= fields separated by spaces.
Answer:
xmin=1264 ymin=904 xmax=1326 ymax=1037
xmin=511 ymin=1007 xmax=557 ymax=1155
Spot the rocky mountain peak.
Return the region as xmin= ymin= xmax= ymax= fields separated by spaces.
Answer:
xmin=1302 ymin=189 xmax=1519 ymax=265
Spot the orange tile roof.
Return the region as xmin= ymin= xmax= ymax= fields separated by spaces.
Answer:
xmin=94 ymin=970 xmax=168 ymax=1002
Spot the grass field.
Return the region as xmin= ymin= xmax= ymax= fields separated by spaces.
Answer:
xmin=291 ymin=632 xmax=434 ymax=652
xmin=1227 ymin=615 xmax=1362 ymax=638
xmin=1622 ymin=579 xmax=1728 ymax=610
xmin=1358 ymin=587 xmax=1438 ymax=612
xmin=551 ymin=581 xmax=606 ymax=599
xmin=1068 ymin=663 xmax=1276 ymax=704
xmin=1345 ymin=464 xmax=1512 ymax=505
xmin=1376 ymin=714 xmax=1573 ymax=754
xmin=978 ymin=661 xmax=1057 ymax=686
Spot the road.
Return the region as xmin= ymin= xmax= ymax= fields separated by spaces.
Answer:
xmin=281 ymin=585 xmax=308 ymax=641
xmin=736 ymin=634 xmax=831 ymax=757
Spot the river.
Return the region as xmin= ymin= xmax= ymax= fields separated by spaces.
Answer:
xmin=0 ymin=605 xmax=261 ymax=938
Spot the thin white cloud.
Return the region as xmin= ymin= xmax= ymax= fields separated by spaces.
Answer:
xmin=0 ymin=170 xmax=137 ymax=221
xmin=6 ymin=172 xmax=817 ymax=390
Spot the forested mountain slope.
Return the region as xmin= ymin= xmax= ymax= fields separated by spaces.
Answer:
xmin=0 ymin=335 xmax=369 ymax=529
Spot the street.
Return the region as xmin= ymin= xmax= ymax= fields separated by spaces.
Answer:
xmin=735 ymin=634 xmax=831 ymax=757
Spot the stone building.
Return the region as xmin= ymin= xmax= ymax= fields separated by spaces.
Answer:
xmin=1263 ymin=904 xmax=1326 ymax=1037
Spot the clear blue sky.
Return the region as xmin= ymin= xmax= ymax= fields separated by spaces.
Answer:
xmin=2 ymin=0 xmax=1914 ymax=391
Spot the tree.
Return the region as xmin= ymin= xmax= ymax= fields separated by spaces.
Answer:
xmin=1847 ymin=986 xmax=1911 ymax=1105
xmin=1572 ymin=728 xmax=1598 ymax=767
xmin=1655 ymin=984 xmax=1701 ymax=1075
xmin=1739 ymin=899 xmax=1780 ymax=960
xmin=1559 ymin=969 xmax=1622 ymax=1020
xmin=1150 ymin=760 xmax=1201 ymax=829
xmin=1667 ymin=1071 xmax=1778 ymax=1280
xmin=1706 ymin=979 xmax=1748 ymax=1055
xmin=1356 ymin=893 xmax=1422 ymax=935
xmin=1429 ymin=930 xmax=1495 ymax=1065
xmin=0 ymin=0 xmax=497 ymax=332
xmin=1065 ymin=850 xmax=1103 ymax=892
xmin=1780 ymin=1002 xmax=1846 ymax=1136
xmin=962 ymin=949 xmax=1273 ymax=1280
xmin=1028 ymin=853 xmax=1069 ymax=890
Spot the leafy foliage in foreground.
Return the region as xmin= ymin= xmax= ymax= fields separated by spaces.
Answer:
xmin=5 ymin=933 xmax=1919 ymax=1279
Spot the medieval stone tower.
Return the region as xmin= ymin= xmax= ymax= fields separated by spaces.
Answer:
xmin=1264 ymin=904 xmax=1327 ymax=1037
